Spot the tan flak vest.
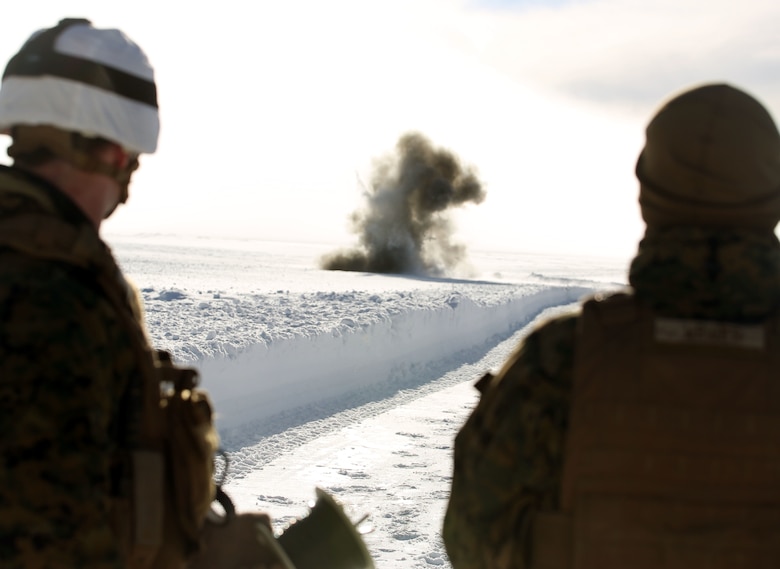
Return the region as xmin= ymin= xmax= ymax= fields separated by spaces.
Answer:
xmin=532 ymin=292 xmax=780 ymax=569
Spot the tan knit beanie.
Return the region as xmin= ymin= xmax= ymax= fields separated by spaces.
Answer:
xmin=636 ymin=83 xmax=780 ymax=229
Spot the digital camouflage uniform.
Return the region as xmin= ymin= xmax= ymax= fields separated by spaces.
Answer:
xmin=442 ymin=228 xmax=780 ymax=569
xmin=0 ymin=164 xmax=148 ymax=568
xmin=443 ymin=84 xmax=780 ymax=569
xmin=0 ymin=168 xmax=306 ymax=569
xmin=0 ymin=19 xmax=304 ymax=569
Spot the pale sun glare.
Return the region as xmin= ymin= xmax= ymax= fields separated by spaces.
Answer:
xmin=1 ymin=0 xmax=780 ymax=261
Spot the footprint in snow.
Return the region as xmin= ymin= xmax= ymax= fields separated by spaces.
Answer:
xmin=256 ymin=494 xmax=295 ymax=505
xmin=392 ymin=531 xmax=420 ymax=541
xmin=396 ymin=431 xmax=425 ymax=439
xmin=393 ymin=462 xmax=427 ymax=469
xmin=338 ymin=469 xmax=370 ymax=479
xmin=424 ymin=552 xmax=447 ymax=566
xmin=392 ymin=449 xmax=418 ymax=457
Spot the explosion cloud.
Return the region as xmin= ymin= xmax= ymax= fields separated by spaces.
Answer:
xmin=321 ymin=132 xmax=486 ymax=276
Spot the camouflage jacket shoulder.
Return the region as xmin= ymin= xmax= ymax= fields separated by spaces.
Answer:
xmin=0 ymin=166 xmax=144 ymax=567
xmin=630 ymin=227 xmax=780 ymax=321
xmin=443 ymin=305 xmax=583 ymax=569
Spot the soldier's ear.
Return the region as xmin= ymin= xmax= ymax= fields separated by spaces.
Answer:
xmin=110 ymin=145 xmax=131 ymax=170
xmin=93 ymin=142 xmax=130 ymax=171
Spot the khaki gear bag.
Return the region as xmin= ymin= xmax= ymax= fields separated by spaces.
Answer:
xmin=531 ymin=292 xmax=780 ymax=568
xmin=0 ymin=171 xmax=217 ymax=567
xmin=190 ymin=508 xmax=291 ymax=569
xmin=188 ymin=486 xmax=376 ymax=569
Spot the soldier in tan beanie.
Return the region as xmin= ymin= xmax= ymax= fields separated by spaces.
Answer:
xmin=638 ymin=84 xmax=780 ymax=229
xmin=444 ymin=83 xmax=780 ymax=569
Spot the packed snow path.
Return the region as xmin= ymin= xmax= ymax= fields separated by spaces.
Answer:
xmin=222 ymin=302 xmax=583 ymax=569
xmin=112 ymin=236 xmax=628 ymax=569
xmin=202 ymin=284 xmax=593 ymax=433
xmin=209 ymin=286 xmax=594 ymax=469
xmin=205 ymin=288 xmax=593 ymax=569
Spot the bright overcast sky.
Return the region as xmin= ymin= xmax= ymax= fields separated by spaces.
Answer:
xmin=1 ymin=0 xmax=779 ymax=259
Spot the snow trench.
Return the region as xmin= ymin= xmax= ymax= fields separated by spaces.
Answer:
xmin=197 ymin=285 xmax=594 ymax=433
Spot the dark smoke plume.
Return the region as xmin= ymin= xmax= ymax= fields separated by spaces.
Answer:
xmin=321 ymin=132 xmax=486 ymax=276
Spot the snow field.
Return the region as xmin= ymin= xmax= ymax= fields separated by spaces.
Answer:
xmin=197 ymin=285 xmax=595 ymax=433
